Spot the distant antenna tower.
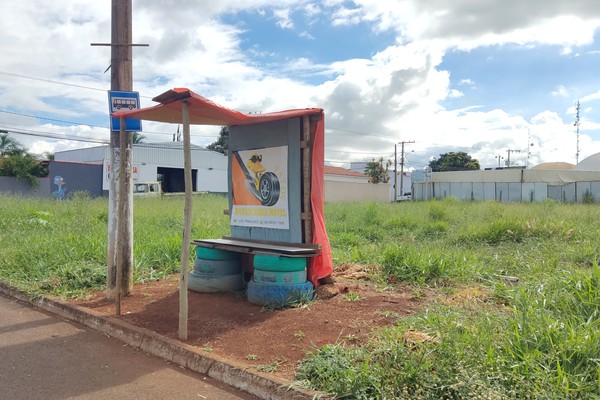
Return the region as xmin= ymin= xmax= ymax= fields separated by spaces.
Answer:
xmin=527 ymin=129 xmax=531 ymax=168
xmin=574 ymin=100 xmax=581 ymax=164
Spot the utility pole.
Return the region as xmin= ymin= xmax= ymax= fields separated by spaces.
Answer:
xmin=506 ymin=149 xmax=521 ymax=168
xmin=108 ymin=0 xmax=133 ymax=301
xmin=398 ymin=140 xmax=415 ymax=198
xmin=394 ymin=144 xmax=397 ymax=201
xmin=495 ymin=154 xmax=504 ymax=168
xmin=92 ymin=1 xmax=147 ymax=302
xmin=574 ymin=100 xmax=581 ymax=165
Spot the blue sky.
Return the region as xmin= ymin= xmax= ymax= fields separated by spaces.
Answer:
xmin=1 ymin=0 xmax=600 ymax=171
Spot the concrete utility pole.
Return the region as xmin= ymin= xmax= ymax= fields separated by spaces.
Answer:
xmin=394 ymin=144 xmax=397 ymax=201
xmin=495 ymin=154 xmax=504 ymax=168
xmin=398 ymin=140 xmax=414 ymax=198
xmin=506 ymin=149 xmax=521 ymax=168
xmin=394 ymin=140 xmax=415 ymax=200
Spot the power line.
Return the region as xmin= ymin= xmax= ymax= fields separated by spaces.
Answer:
xmin=0 ymin=70 xmax=107 ymax=93
xmin=2 ymin=127 xmax=109 ymax=145
xmin=0 ymin=113 xmax=220 ymax=139
xmin=0 ymin=109 xmax=108 ymax=130
xmin=0 ymin=127 xmax=214 ymax=147
xmin=327 ymin=127 xmax=395 ymax=140
xmin=326 ymin=148 xmax=391 ymax=155
xmin=0 ymin=70 xmax=154 ymax=99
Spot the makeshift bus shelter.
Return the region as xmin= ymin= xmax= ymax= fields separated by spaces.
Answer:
xmin=113 ymin=88 xmax=333 ymax=338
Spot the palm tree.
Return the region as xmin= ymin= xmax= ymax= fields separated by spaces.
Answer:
xmin=0 ymin=132 xmax=25 ymax=157
xmin=132 ymin=132 xmax=146 ymax=144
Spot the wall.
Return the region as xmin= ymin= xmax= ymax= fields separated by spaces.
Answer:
xmin=49 ymin=161 xmax=104 ymax=198
xmin=413 ymin=168 xmax=600 ymax=203
xmin=0 ymin=176 xmax=50 ymax=197
xmin=325 ymin=180 xmax=389 ymax=202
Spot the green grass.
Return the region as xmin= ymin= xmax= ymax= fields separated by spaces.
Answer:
xmin=300 ymin=199 xmax=600 ymax=399
xmin=0 ymin=193 xmax=229 ymax=297
xmin=2 ymin=195 xmax=600 ymax=398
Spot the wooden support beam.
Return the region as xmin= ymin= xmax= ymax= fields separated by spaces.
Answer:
xmin=301 ymin=116 xmax=312 ymax=244
xmin=179 ymin=100 xmax=192 ymax=340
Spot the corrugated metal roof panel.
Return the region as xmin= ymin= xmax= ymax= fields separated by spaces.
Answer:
xmin=54 ymin=146 xmax=107 ymax=162
xmin=132 ymin=143 xmax=226 ymax=169
xmin=55 ymin=142 xmax=227 ymax=170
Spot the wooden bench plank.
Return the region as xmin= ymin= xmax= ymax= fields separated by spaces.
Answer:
xmin=192 ymin=237 xmax=320 ymax=257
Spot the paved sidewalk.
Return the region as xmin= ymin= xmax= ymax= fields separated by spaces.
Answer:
xmin=0 ymin=295 xmax=258 ymax=400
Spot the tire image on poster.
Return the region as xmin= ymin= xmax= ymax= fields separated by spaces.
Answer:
xmin=259 ymin=171 xmax=280 ymax=206
xmin=231 ymin=146 xmax=289 ymax=230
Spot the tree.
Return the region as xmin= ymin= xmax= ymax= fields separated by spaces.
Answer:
xmin=0 ymin=132 xmax=26 ymax=157
xmin=364 ymin=157 xmax=391 ymax=184
xmin=0 ymin=134 xmax=47 ymax=187
xmin=132 ymin=132 xmax=145 ymax=144
xmin=428 ymin=151 xmax=480 ymax=172
xmin=0 ymin=153 xmax=43 ymax=187
xmin=207 ymin=126 xmax=229 ymax=154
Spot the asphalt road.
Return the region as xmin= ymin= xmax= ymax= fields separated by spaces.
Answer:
xmin=0 ymin=295 xmax=259 ymax=400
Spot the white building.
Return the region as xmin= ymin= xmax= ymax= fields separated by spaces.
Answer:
xmin=324 ymin=165 xmax=388 ymax=202
xmin=349 ymin=161 xmax=412 ymax=201
xmin=411 ymin=153 xmax=600 ymax=203
xmin=54 ymin=142 xmax=227 ymax=194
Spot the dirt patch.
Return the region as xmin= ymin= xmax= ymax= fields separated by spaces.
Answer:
xmin=71 ymin=265 xmax=420 ymax=380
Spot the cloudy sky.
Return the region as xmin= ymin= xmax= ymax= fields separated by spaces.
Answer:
xmin=1 ymin=0 xmax=600 ymax=170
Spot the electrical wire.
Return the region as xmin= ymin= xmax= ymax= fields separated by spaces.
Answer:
xmin=0 ymin=71 xmax=438 ymax=164
xmin=0 ymin=109 xmax=219 ymax=139
xmin=0 ymin=70 xmax=154 ymax=99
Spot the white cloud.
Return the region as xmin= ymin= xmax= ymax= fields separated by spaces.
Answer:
xmin=552 ymin=85 xmax=571 ymax=98
xmin=273 ymin=8 xmax=294 ymax=29
xmin=330 ymin=6 xmax=363 ymax=26
xmin=458 ymin=79 xmax=475 ymax=86
xmin=1 ymin=0 xmax=600 ymax=169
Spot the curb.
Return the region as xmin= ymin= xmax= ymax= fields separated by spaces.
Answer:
xmin=0 ymin=282 xmax=330 ymax=400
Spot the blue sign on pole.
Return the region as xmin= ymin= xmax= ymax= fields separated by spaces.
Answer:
xmin=108 ymin=90 xmax=142 ymax=132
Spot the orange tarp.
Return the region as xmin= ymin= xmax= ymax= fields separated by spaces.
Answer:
xmin=114 ymin=88 xmax=333 ymax=286
xmin=113 ymin=88 xmax=322 ymax=127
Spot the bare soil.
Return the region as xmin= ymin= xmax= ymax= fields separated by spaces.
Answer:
xmin=71 ymin=264 xmax=421 ymax=380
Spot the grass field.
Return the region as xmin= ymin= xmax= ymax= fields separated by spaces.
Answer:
xmin=1 ymin=194 xmax=599 ymax=399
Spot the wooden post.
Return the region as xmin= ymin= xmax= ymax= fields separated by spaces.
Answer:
xmin=179 ymin=100 xmax=192 ymax=340
xmin=107 ymin=0 xmax=133 ymax=300
xmin=301 ymin=116 xmax=312 ymax=244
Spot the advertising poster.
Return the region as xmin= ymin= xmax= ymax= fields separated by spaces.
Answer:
xmin=231 ymin=146 xmax=289 ymax=229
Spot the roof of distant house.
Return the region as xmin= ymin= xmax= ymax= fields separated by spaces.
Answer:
xmin=324 ymin=165 xmax=367 ymax=177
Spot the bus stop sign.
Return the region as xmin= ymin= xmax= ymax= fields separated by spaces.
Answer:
xmin=108 ymin=90 xmax=142 ymax=132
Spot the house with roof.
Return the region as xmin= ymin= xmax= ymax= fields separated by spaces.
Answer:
xmin=324 ymin=165 xmax=388 ymax=202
